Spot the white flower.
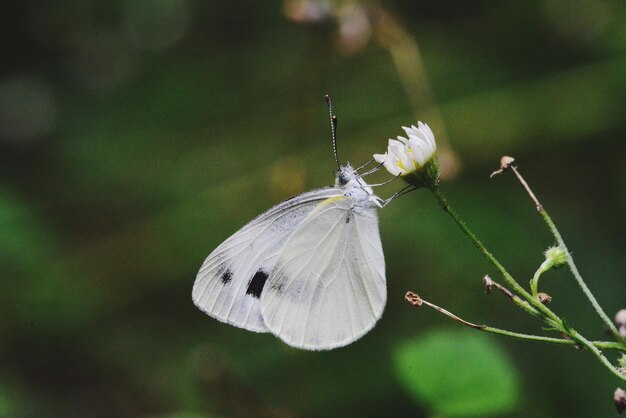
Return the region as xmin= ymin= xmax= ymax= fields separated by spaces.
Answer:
xmin=373 ymin=121 xmax=437 ymax=177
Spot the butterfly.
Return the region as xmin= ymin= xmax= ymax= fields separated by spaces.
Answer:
xmin=192 ymin=97 xmax=386 ymax=350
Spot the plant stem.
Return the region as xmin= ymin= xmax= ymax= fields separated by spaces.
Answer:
xmin=489 ymin=328 xmax=626 ymax=367
xmin=483 ymin=327 xmax=577 ymax=346
xmin=430 ymin=188 xmax=561 ymax=325
xmin=484 ymin=275 xmax=542 ymax=318
xmin=540 ymin=210 xmax=623 ymax=342
xmin=509 ymin=166 xmax=624 ymax=343
xmin=530 ymin=260 xmax=551 ymax=298
xmin=570 ymin=330 xmax=626 ymax=382
xmin=406 ymin=291 xmax=625 ymax=352
xmin=430 ymin=187 xmax=626 ymax=381
xmin=594 ymin=341 xmax=626 ymax=351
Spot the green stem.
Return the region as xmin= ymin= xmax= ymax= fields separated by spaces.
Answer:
xmin=508 ymin=165 xmax=623 ymax=344
xmin=430 ymin=187 xmax=626 ymax=381
xmin=484 ymin=275 xmax=544 ymax=320
xmin=486 ymin=328 xmax=625 ymax=380
xmin=511 ymin=295 xmax=543 ymax=319
xmin=539 ymin=209 xmax=624 ymax=343
xmin=430 ymin=188 xmax=561 ymax=325
xmin=594 ymin=341 xmax=626 ymax=351
xmin=410 ymin=291 xmax=625 ymax=353
xmin=482 ymin=327 xmax=575 ymax=345
xmin=530 ymin=260 xmax=551 ymax=298
xmin=492 ymin=327 xmax=626 ymax=380
xmin=570 ymin=330 xmax=626 ymax=381
xmin=482 ymin=327 xmax=625 ymax=352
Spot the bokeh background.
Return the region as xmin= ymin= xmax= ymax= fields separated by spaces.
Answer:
xmin=2 ymin=1 xmax=626 ymax=417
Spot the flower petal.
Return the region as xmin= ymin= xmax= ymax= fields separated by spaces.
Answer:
xmin=373 ymin=120 xmax=438 ymax=179
xmin=373 ymin=153 xmax=387 ymax=164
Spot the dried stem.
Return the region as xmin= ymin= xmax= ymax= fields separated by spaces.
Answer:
xmin=406 ymin=291 xmax=482 ymax=330
xmin=509 ymin=165 xmax=542 ymax=212
xmin=405 ymin=292 xmax=625 ymax=352
xmin=483 ymin=275 xmax=541 ymax=318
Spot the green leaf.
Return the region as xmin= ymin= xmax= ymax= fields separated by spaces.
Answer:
xmin=393 ymin=328 xmax=519 ymax=417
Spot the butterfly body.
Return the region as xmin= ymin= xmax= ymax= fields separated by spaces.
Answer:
xmin=192 ymin=164 xmax=386 ymax=350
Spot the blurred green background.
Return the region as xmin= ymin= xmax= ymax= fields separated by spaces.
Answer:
xmin=2 ymin=1 xmax=626 ymax=417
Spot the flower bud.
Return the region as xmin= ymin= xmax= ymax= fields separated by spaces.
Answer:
xmin=544 ymin=246 xmax=568 ymax=269
xmin=614 ymin=388 xmax=626 ymax=414
xmin=405 ymin=291 xmax=423 ymax=307
xmin=490 ymin=156 xmax=515 ymax=177
xmin=615 ymin=309 xmax=626 ymax=337
xmin=483 ymin=275 xmax=494 ymax=294
xmin=537 ymin=292 xmax=552 ymax=304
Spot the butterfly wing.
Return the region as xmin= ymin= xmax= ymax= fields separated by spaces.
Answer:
xmin=260 ymin=195 xmax=386 ymax=350
xmin=192 ymin=188 xmax=341 ymax=332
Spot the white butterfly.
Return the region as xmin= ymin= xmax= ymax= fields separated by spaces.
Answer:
xmin=192 ymin=98 xmax=386 ymax=350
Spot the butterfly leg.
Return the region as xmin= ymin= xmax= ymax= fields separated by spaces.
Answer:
xmin=357 ymin=162 xmax=385 ymax=179
xmin=381 ymin=185 xmax=417 ymax=207
xmin=367 ymin=174 xmax=400 ymax=187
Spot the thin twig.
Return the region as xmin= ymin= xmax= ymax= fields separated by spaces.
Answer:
xmin=509 ymin=165 xmax=542 ymax=212
xmin=571 ymin=330 xmax=626 ymax=381
xmin=483 ymin=274 xmax=514 ymax=298
xmin=509 ymin=165 xmax=624 ymax=344
xmin=406 ymin=291 xmax=482 ymax=330
xmin=483 ymin=275 xmax=542 ymax=318
xmin=405 ymin=292 xmax=625 ymax=353
xmin=429 ymin=188 xmax=625 ymax=379
xmin=431 ymin=188 xmax=561 ymax=324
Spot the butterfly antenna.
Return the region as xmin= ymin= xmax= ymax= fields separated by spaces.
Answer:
xmin=325 ymin=94 xmax=340 ymax=170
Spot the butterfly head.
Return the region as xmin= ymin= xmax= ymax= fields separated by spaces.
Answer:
xmin=335 ymin=164 xmax=358 ymax=186
xmin=336 ymin=164 xmax=381 ymax=208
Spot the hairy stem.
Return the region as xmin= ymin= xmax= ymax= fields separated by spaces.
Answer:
xmin=430 ymin=188 xmax=560 ymax=324
xmin=570 ymin=330 xmax=626 ymax=381
xmin=430 ymin=187 xmax=625 ymax=380
xmin=530 ymin=259 xmax=551 ymax=298
xmin=509 ymin=166 xmax=624 ymax=343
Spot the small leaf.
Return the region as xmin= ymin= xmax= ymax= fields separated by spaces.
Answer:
xmin=393 ymin=328 xmax=519 ymax=417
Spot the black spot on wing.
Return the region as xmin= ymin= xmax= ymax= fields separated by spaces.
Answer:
xmin=220 ymin=269 xmax=233 ymax=284
xmin=246 ymin=270 xmax=269 ymax=298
